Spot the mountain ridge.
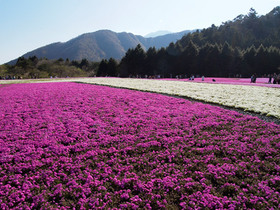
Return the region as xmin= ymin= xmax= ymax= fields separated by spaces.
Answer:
xmin=8 ymin=29 xmax=193 ymax=64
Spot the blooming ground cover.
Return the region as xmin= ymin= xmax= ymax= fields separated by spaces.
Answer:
xmin=1 ymin=77 xmax=279 ymax=118
xmin=0 ymin=82 xmax=280 ymax=209
xmin=171 ymin=77 xmax=280 ymax=88
xmin=2 ymin=77 xmax=280 ymax=88
xmin=74 ymin=78 xmax=280 ymax=119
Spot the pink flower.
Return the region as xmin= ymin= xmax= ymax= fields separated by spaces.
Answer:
xmin=0 ymin=82 xmax=279 ymax=209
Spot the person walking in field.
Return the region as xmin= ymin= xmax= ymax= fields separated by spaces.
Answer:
xmin=253 ymin=74 xmax=257 ymax=83
xmin=251 ymin=75 xmax=254 ymax=83
xmin=273 ymin=73 xmax=277 ymax=84
xmin=268 ymin=74 xmax=272 ymax=83
xmin=251 ymin=74 xmax=257 ymax=83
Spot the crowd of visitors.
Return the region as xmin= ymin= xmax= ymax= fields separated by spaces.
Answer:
xmin=0 ymin=75 xmax=21 ymax=80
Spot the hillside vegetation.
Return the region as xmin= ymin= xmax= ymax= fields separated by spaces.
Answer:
xmin=115 ymin=7 xmax=280 ymax=78
xmin=0 ymin=57 xmax=95 ymax=79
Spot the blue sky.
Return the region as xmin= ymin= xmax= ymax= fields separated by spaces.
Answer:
xmin=1 ymin=0 xmax=280 ymax=64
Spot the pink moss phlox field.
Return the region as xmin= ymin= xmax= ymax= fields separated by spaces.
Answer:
xmin=0 ymin=83 xmax=280 ymax=209
xmin=165 ymin=77 xmax=280 ymax=88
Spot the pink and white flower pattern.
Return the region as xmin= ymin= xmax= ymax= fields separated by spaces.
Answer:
xmin=0 ymin=82 xmax=279 ymax=209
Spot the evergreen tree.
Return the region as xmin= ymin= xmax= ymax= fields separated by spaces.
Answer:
xmin=107 ymin=58 xmax=118 ymax=76
xmin=97 ymin=59 xmax=108 ymax=77
xmin=199 ymin=43 xmax=221 ymax=76
xmin=255 ymin=44 xmax=268 ymax=75
xmin=267 ymin=46 xmax=280 ymax=74
xmin=166 ymin=42 xmax=182 ymax=56
xmin=243 ymin=45 xmax=257 ymax=76
xmin=145 ymin=47 xmax=157 ymax=76
xmin=79 ymin=58 xmax=89 ymax=70
xmin=119 ymin=44 xmax=146 ymax=77
xmin=220 ymin=42 xmax=234 ymax=76
xmin=178 ymin=41 xmax=199 ymax=75
xmin=155 ymin=47 xmax=170 ymax=77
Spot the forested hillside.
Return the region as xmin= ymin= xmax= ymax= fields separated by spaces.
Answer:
xmin=178 ymin=7 xmax=280 ymax=49
xmin=113 ymin=7 xmax=280 ymax=77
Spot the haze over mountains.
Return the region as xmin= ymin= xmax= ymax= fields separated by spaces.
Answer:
xmin=9 ymin=30 xmax=193 ymax=64
xmin=144 ymin=30 xmax=172 ymax=38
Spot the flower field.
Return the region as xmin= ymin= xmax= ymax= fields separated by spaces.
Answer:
xmin=0 ymin=82 xmax=280 ymax=209
xmin=162 ymin=77 xmax=280 ymax=88
xmin=75 ymin=78 xmax=280 ymax=119
xmin=1 ymin=77 xmax=279 ymax=119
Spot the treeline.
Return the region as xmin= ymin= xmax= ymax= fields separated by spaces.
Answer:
xmin=2 ymin=42 xmax=280 ymax=80
xmin=3 ymin=41 xmax=280 ymax=80
xmin=0 ymin=57 xmax=98 ymax=79
xmin=97 ymin=42 xmax=280 ymax=78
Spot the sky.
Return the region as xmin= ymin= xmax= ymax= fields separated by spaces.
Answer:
xmin=1 ymin=0 xmax=280 ymax=64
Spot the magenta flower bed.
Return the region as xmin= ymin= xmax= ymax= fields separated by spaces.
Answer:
xmin=164 ymin=77 xmax=280 ymax=88
xmin=0 ymin=82 xmax=280 ymax=209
